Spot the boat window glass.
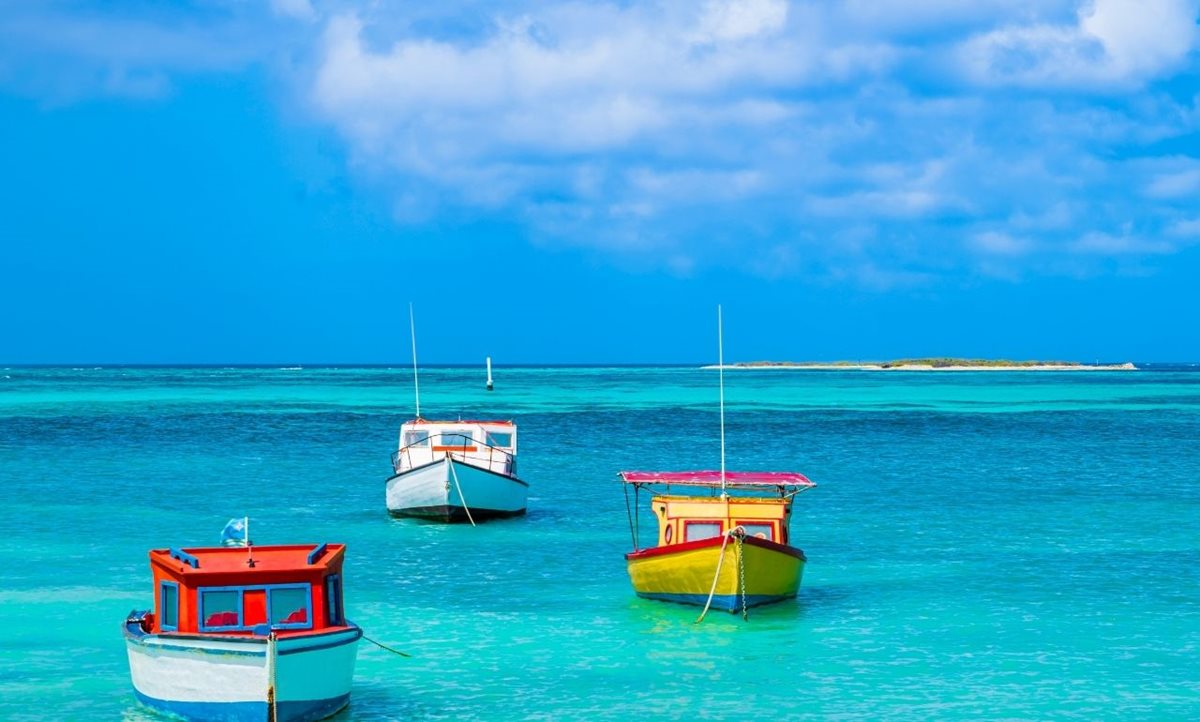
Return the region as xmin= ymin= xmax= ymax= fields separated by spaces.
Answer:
xmin=159 ymin=582 xmax=179 ymax=631
xmin=437 ymin=430 xmax=473 ymax=446
xmin=740 ymin=522 xmax=774 ymax=541
xmin=403 ymin=430 xmax=430 ymax=447
xmin=268 ymin=586 xmax=311 ymax=628
xmin=684 ymin=521 xmax=722 ymax=542
xmin=326 ymin=575 xmax=343 ymax=626
xmin=200 ymin=590 xmax=241 ymax=629
xmin=485 ymin=431 xmax=513 ymax=448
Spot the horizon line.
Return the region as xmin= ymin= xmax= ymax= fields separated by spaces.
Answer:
xmin=3 ymin=360 xmax=1194 ymax=369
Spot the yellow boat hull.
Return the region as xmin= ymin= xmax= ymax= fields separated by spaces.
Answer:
xmin=625 ymin=536 xmax=805 ymax=611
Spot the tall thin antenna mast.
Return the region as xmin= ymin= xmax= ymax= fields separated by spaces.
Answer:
xmin=718 ymin=304 xmax=727 ymax=496
xmin=409 ymin=302 xmax=421 ymax=419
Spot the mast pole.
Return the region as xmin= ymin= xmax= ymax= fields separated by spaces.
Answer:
xmin=409 ymin=302 xmax=421 ymax=419
xmin=718 ymin=304 xmax=727 ymax=496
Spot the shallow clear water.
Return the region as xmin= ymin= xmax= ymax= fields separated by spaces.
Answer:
xmin=1 ymin=366 xmax=1198 ymax=720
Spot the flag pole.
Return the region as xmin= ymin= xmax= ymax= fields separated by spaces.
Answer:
xmin=245 ymin=515 xmax=255 ymax=567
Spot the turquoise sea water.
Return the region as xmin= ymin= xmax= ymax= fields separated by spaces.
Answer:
xmin=1 ymin=366 xmax=1199 ymax=720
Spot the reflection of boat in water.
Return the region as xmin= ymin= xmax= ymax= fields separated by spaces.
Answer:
xmin=619 ymin=305 xmax=817 ymax=618
xmin=385 ymin=419 xmax=528 ymax=522
xmin=621 ymin=471 xmax=814 ymax=613
xmin=123 ymin=541 xmax=361 ymax=721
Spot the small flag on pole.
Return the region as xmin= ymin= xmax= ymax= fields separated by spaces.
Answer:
xmin=220 ymin=517 xmax=249 ymax=547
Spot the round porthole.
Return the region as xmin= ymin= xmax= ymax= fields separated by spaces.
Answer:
xmin=664 ymin=525 xmax=674 ymax=544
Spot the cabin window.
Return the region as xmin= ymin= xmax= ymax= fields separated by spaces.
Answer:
xmin=268 ymin=585 xmax=311 ymax=629
xmin=159 ymin=581 xmax=179 ymax=631
xmin=325 ymin=574 xmax=343 ymax=626
xmin=740 ymin=522 xmax=774 ymax=541
xmin=684 ymin=521 xmax=723 ymax=542
xmin=200 ymin=589 xmax=242 ymax=630
xmin=485 ymin=431 xmax=513 ymax=448
xmin=403 ymin=430 xmax=430 ymax=447
xmin=437 ymin=430 xmax=473 ymax=447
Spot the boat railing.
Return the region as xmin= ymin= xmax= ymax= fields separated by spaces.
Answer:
xmin=391 ymin=432 xmax=515 ymax=476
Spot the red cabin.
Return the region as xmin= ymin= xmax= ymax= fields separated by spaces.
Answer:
xmin=148 ymin=543 xmax=347 ymax=636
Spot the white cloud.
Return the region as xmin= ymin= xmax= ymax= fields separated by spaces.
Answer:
xmin=311 ymin=5 xmax=889 ymax=157
xmin=1010 ymin=202 xmax=1075 ymax=231
xmin=278 ymin=2 xmax=1200 ymax=281
xmin=1071 ymin=231 xmax=1176 ymax=255
xmin=972 ymin=231 xmax=1034 ymax=256
xmin=270 ymin=0 xmax=317 ymax=23
xmin=693 ymin=0 xmax=788 ymax=43
xmin=0 ymin=4 xmax=295 ymax=100
xmin=958 ymin=0 xmax=1200 ymax=88
xmin=1081 ymin=0 xmax=1198 ymax=78
xmin=7 ymin=1 xmax=1199 ymax=284
xmin=1167 ymin=218 xmax=1200 ymax=236
xmin=1145 ymin=165 xmax=1200 ymax=199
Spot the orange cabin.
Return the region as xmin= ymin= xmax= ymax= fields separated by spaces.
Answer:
xmin=147 ymin=544 xmax=347 ymax=636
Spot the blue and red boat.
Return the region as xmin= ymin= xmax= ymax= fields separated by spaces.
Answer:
xmin=123 ymin=541 xmax=361 ymax=721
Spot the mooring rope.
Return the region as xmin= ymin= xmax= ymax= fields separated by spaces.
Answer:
xmin=736 ymin=534 xmax=748 ymax=621
xmin=447 ymin=456 xmax=476 ymax=527
xmin=695 ymin=526 xmax=745 ymax=624
xmin=363 ymin=633 xmax=413 ymax=658
xmin=266 ymin=632 xmax=278 ymax=722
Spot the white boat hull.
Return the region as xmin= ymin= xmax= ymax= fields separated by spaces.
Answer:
xmin=124 ymin=620 xmax=361 ymax=721
xmin=385 ymin=457 xmax=528 ymax=521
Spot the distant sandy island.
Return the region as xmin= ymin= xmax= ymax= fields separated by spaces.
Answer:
xmin=703 ymin=359 xmax=1138 ymax=371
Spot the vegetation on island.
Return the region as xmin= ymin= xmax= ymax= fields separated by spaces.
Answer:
xmin=879 ymin=358 xmax=1079 ymax=368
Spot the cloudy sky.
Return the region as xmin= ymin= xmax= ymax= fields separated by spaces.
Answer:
xmin=1 ymin=0 xmax=1198 ymax=363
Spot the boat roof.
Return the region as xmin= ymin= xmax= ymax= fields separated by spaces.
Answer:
xmin=149 ymin=543 xmax=343 ymax=576
xmin=618 ymin=470 xmax=815 ymax=489
xmin=403 ymin=419 xmax=514 ymax=427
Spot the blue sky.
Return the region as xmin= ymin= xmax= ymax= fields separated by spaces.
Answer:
xmin=1 ymin=0 xmax=1198 ymax=363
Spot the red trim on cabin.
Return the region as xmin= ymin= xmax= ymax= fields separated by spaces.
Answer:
xmin=625 ymin=534 xmax=806 ymax=561
xmin=432 ymin=445 xmax=478 ymax=452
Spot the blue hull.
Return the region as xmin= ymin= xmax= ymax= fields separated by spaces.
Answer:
xmin=636 ymin=591 xmax=793 ymax=611
xmin=134 ymin=691 xmax=350 ymax=722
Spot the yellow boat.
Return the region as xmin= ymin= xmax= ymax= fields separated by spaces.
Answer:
xmin=620 ymin=470 xmax=815 ymax=614
xmin=622 ymin=306 xmax=818 ymax=616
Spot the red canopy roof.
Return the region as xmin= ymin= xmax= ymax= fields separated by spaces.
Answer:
xmin=618 ymin=470 xmax=815 ymax=488
xmin=406 ymin=419 xmax=514 ymax=426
